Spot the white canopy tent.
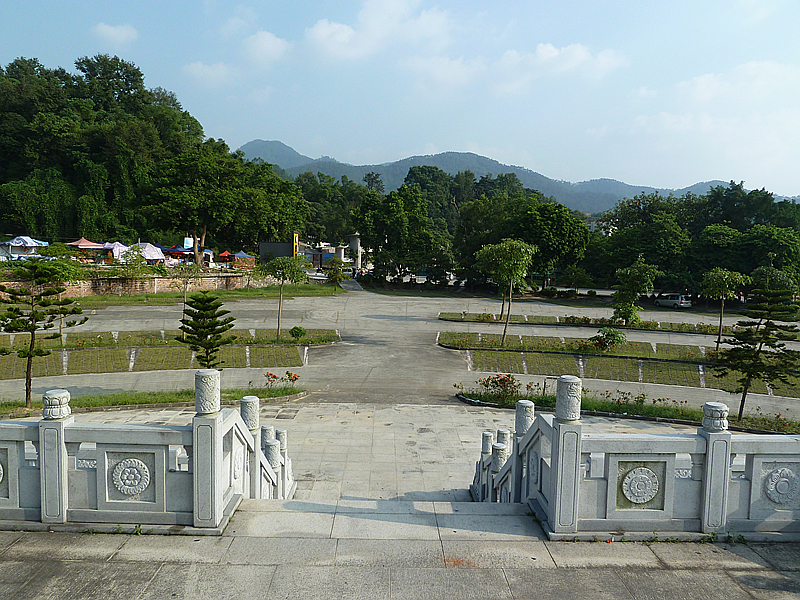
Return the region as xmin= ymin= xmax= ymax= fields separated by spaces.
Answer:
xmin=0 ymin=236 xmax=48 ymax=260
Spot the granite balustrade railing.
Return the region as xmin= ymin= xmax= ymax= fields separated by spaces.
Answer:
xmin=0 ymin=369 xmax=294 ymax=531
xmin=472 ymin=375 xmax=800 ymax=539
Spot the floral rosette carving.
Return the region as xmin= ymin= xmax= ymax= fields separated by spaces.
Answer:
xmin=112 ymin=458 xmax=151 ymax=495
xmin=0 ymin=461 xmax=4 ymax=485
xmin=622 ymin=467 xmax=659 ymax=504
xmin=233 ymin=452 xmax=243 ymax=480
xmin=764 ymin=467 xmax=799 ymax=505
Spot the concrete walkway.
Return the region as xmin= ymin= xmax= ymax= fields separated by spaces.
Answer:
xmin=3 ymin=403 xmax=800 ymax=599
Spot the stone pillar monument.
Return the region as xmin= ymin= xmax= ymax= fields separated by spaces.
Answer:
xmin=192 ymin=370 xmax=224 ymax=528
xmin=39 ymin=389 xmax=74 ymax=524
xmin=551 ymin=375 xmax=583 ymax=533
xmin=699 ymin=402 xmax=732 ymax=533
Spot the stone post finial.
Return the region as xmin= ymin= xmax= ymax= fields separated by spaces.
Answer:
xmin=42 ymin=389 xmax=71 ymax=420
xmin=240 ymin=396 xmax=260 ymax=432
xmin=481 ymin=431 xmax=494 ymax=455
xmin=195 ymin=369 xmax=221 ymax=415
xmin=496 ymin=429 xmax=512 ymax=449
xmin=556 ymin=375 xmax=582 ymax=422
xmin=702 ymin=402 xmax=729 ymax=432
xmin=264 ymin=439 xmax=281 ymax=469
xmin=515 ymin=400 xmax=535 ymax=436
xmin=276 ymin=429 xmax=288 ymax=452
xmin=491 ymin=442 xmax=509 ymax=473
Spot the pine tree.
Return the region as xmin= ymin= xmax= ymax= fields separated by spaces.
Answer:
xmin=0 ymin=259 xmax=87 ymax=409
xmin=176 ymin=291 xmax=235 ymax=369
xmin=712 ymin=286 xmax=800 ymax=421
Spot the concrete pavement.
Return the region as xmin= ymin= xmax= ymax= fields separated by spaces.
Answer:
xmin=3 ymin=403 xmax=800 ymax=599
xmin=0 ymin=288 xmax=795 ymax=418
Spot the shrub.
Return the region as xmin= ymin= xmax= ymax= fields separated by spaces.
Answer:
xmin=587 ymin=289 xmax=597 ymax=297
xmin=475 ymin=373 xmax=521 ymax=402
xmin=540 ymin=287 xmax=558 ymax=298
xmin=289 ymin=326 xmax=307 ymax=339
xmin=589 ymin=327 xmax=627 ymax=351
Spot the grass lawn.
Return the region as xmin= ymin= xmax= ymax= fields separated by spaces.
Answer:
xmin=0 ymin=385 xmax=304 ymax=417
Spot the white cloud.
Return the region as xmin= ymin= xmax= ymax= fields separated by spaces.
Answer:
xmin=183 ymin=61 xmax=237 ymax=88
xmin=242 ymin=30 xmax=291 ymax=67
xmin=305 ymin=0 xmax=451 ymax=60
xmin=92 ymin=23 xmax=138 ymax=46
xmin=399 ymin=55 xmax=486 ymax=92
xmin=677 ymin=61 xmax=800 ymax=108
xmin=633 ymin=86 xmax=658 ymax=99
xmin=221 ymin=6 xmax=258 ymax=37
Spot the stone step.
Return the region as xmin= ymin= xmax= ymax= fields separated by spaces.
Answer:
xmin=237 ymin=498 xmax=531 ymax=516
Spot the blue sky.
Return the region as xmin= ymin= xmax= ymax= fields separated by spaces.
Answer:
xmin=2 ymin=0 xmax=799 ymax=196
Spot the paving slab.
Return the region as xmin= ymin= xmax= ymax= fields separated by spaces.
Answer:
xmin=335 ymin=499 xmax=435 ymax=514
xmin=749 ymin=543 xmax=800 ymax=571
xmin=390 ymin=567 xmax=513 ymax=600
xmin=615 ymin=568 xmax=754 ymax=600
xmin=2 ymin=532 xmax=125 ymax=561
xmin=647 ymin=541 xmax=771 ymax=569
xmin=223 ymin=536 xmax=337 ymax=566
xmin=224 ymin=511 xmax=335 ymax=538
xmin=237 ymin=498 xmax=338 ymax=513
xmin=137 ymin=563 xmax=276 ymax=600
xmin=433 ymin=501 xmax=530 ymax=515
xmin=330 ymin=513 xmax=440 ymax=540
xmin=0 ymin=531 xmax=24 ymax=556
xmin=437 ymin=514 xmax=548 ymax=541
xmin=11 ymin=560 xmax=161 ymax=600
xmin=113 ymin=534 xmax=233 ymax=563
xmin=440 ymin=540 xmax=556 ymax=568
xmin=334 ymin=539 xmax=444 ymax=567
xmin=504 ymin=568 xmax=634 ymax=600
xmin=728 ymin=569 xmax=800 ymax=600
xmin=265 ymin=565 xmax=391 ymax=600
xmin=544 ymin=541 xmax=661 ymax=568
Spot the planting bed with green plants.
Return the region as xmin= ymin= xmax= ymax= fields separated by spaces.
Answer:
xmin=455 ymin=374 xmax=800 ymax=434
xmin=440 ymin=312 xmax=733 ymax=335
xmin=0 ymin=329 xmax=331 ymax=379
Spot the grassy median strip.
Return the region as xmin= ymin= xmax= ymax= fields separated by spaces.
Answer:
xmin=0 ymin=385 xmax=304 ymax=417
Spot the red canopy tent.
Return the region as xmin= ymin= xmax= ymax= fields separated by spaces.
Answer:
xmin=67 ymin=237 xmax=104 ymax=249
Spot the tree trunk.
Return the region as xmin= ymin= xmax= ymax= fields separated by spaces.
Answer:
xmin=25 ymin=331 xmax=34 ymax=409
xmin=499 ymin=291 xmax=506 ymax=320
xmin=716 ymin=297 xmax=725 ymax=351
xmin=738 ymin=377 xmax=751 ymax=421
xmin=501 ymin=279 xmax=513 ymax=346
xmin=276 ymin=280 xmax=284 ymax=341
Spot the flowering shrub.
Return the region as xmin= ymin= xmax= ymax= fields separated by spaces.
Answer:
xmin=264 ymin=370 xmax=300 ymax=388
xmin=475 ymin=373 xmax=521 ymax=401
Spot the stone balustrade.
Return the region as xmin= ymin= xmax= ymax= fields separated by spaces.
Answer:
xmin=0 ymin=369 xmax=295 ymax=532
xmin=472 ymin=374 xmax=800 ymax=539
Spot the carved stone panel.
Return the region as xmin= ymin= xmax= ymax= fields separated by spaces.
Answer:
xmin=616 ymin=461 xmax=667 ymax=510
xmin=106 ymin=452 xmax=156 ymax=503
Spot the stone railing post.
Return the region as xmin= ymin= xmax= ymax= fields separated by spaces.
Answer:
xmin=240 ymin=396 xmax=260 ymax=499
xmin=513 ymin=400 xmax=535 ymax=502
xmin=39 ymin=389 xmax=74 ymax=524
xmin=699 ymin=402 xmax=732 ymax=533
xmin=276 ymin=429 xmax=291 ymax=498
xmin=551 ymin=375 xmax=582 ymax=533
xmin=192 ymin=369 xmax=224 ymax=528
xmin=263 ymin=439 xmax=282 ymax=498
xmin=490 ymin=442 xmax=509 ymax=502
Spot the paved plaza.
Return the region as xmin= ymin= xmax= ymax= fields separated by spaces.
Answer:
xmin=2 ymin=289 xmax=800 ymax=597
xmin=3 ymin=403 xmax=800 ymax=599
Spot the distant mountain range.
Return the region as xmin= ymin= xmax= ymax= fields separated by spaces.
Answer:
xmin=239 ymin=139 xmax=735 ymax=213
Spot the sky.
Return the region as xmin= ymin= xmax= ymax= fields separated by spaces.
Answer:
xmin=2 ymin=0 xmax=800 ymax=197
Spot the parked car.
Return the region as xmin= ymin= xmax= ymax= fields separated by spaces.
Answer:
xmin=654 ymin=293 xmax=692 ymax=309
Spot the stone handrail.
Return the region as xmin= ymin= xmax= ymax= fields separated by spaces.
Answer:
xmin=0 ymin=369 xmax=295 ymax=532
xmin=472 ymin=375 xmax=800 ymax=540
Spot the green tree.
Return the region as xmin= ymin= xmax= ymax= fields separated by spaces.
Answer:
xmin=323 ymin=256 xmax=348 ymax=288
xmin=475 ymin=239 xmax=537 ymax=345
xmin=259 ymin=256 xmax=309 ymax=340
xmin=712 ymin=286 xmax=800 ymax=421
xmin=612 ymin=256 xmax=661 ymax=325
xmin=702 ymin=268 xmax=750 ymax=351
xmin=0 ymin=259 xmax=87 ymax=408
xmin=176 ymin=291 xmax=236 ymax=369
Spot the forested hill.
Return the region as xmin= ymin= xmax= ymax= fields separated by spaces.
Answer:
xmin=240 ymin=140 xmax=727 ymax=214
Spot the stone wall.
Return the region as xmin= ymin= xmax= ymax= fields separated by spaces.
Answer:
xmin=0 ymin=272 xmax=282 ymax=298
